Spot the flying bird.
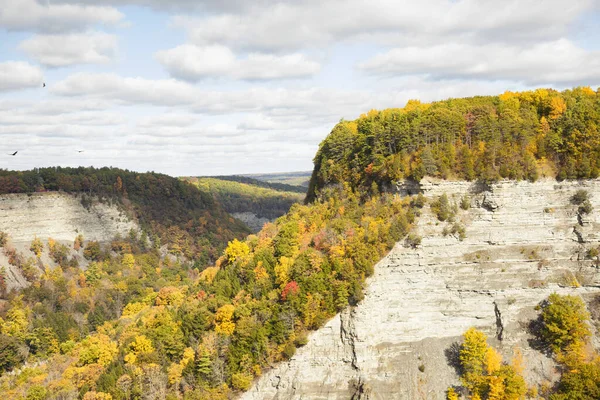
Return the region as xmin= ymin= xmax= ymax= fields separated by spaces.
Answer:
xmin=42 ymin=83 xmax=46 ymax=88
xmin=8 ymin=151 xmax=18 ymax=156
xmin=77 ymin=150 xmax=84 ymax=153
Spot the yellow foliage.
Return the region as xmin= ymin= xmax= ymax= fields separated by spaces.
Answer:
xmin=485 ymin=347 xmax=502 ymax=375
xmin=121 ymin=253 xmax=135 ymax=269
xmin=487 ymin=375 xmax=504 ymax=400
xmin=0 ymin=302 xmax=29 ymax=339
xmin=225 ymin=239 xmax=250 ymax=264
xmin=200 ymin=266 xmax=219 ymax=284
xmin=512 ymin=347 xmax=524 ymax=375
xmin=181 ymin=347 xmax=195 ymax=367
xmin=83 ymin=391 xmax=113 ymax=400
xmin=125 ymin=335 xmax=154 ymax=365
xmin=446 ymin=387 xmax=459 ymax=400
xmin=274 ymin=256 xmax=293 ymax=287
xmin=253 ymin=262 xmax=269 ymax=281
xmin=215 ymin=304 xmax=236 ymax=336
xmin=78 ymin=334 xmax=118 ymax=367
xmin=549 ymin=96 xmax=567 ymax=120
xmin=167 ymin=362 xmax=184 ymax=385
xmin=122 ymin=302 xmax=145 ymax=317
xmin=155 ymin=286 xmax=185 ymax=306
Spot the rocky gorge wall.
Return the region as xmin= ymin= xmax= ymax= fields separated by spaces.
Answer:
xmin=242 ymin=179 xmax=600 ymax=400
xmin=0 ymin=192 xmax=138 ymax=290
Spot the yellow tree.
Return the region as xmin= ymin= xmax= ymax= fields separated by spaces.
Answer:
xmin=215 ymin=305 xmax=236 ymax=336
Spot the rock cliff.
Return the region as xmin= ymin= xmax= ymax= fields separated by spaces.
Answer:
xmin=0 ymin=192 xmax=138 ymax=290
xmin=242 ymin=179 xmax=600 ymax=400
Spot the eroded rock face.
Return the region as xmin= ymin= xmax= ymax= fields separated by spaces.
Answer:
xmin=242 ymin=179 xmax=600 ymax=400
xmin=0 ymin=193 xmax=136 ymax=243
xmin=0 ymin=192 xmax=138 ymax=290
xmin=231 ymin=212 xmax=271 ymax=233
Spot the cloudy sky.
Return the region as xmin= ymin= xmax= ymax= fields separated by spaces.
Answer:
xmin=1 ymin=0 xmax=599 ymax=176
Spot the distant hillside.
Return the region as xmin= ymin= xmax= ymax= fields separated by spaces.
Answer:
xmin=184 ymin=177 xmax=304 ymax=231
xmin=206 ymin=175 xmax=306 ymax=194
xmin=0 ymin=167 xmax=250 ymax=262
xmin=241 ymin=171 xmax=312 ymax=188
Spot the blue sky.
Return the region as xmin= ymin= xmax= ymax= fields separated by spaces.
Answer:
xmin=1 ymin=0 xmax=599 ymax=176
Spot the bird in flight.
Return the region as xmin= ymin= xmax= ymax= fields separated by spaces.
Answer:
xmin=78 ymin=150 xmax=84 ymax=153
xmin=43 ymin=83 xmax=46 ymax=88
xmin=8 ymin=151 xmax=18 ymax=156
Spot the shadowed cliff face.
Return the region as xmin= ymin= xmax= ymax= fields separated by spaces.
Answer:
xmin=242 ymin=179 xmax=600 ymax=400
xmin=0 ymin=192 xmax=138 ymax=290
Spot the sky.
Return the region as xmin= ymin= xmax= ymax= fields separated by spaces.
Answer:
xmin=0 ymin=0 xmax=599 ymax=177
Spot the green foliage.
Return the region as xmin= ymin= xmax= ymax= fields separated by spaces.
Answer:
xmin=431 ymin=193 xmax=452 ymax=221
xmin=307 ymin=87 xmax=600 ymax=200
xmin=187 ymin=177 xmax=303 ymax=226
xmin=0 ymin=334 xmax=25 ymax=373
xmin=0 ymin=167 xmax=250 ymax=261
xmin=539 ymin=293 xmax=591 ymax=352
xmin=571 ymin=190 xmax=589 ymax=205
xmin=550 ymin=360 xmax=600 ymax=400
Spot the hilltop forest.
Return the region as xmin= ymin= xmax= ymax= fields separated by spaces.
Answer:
xmin=1 ymin=87 xmax=599 ymax=400
xmin=308 ymin=86 xmax=600 ymax=200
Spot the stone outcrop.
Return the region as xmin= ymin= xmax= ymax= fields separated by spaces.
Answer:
xmin=0 ymin=192 xmax=138 ymax=290
xmin=242 ymin=179 xmax=600 ymax=400
xmin=231 ymin=212 xmax=271 ymax=233
xmin=0 ymin=192 xmax=136 ymax=243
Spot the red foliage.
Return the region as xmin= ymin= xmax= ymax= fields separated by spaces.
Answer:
xmin=281 ymin=281 xmax=300 ymax=301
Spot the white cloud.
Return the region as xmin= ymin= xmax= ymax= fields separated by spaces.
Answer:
xmin=359 ymin=39 xmax=600 ymax=85
xmin=51 ymin=73 xmax=199 ymax=105
xmin=20 ymin=32 xmax=118 ymax=67
xmin=0 ymin=0 xmax=123 ymax=33
xmin=0 ymin=61 xmax=43 ymax=92
xmin=137 ymin=113 xmax=200 ymax=127
xmin=156 ymin=44 xmax=320 ymax=81
xmin=173 ymin=0 xmax=594 ymax=52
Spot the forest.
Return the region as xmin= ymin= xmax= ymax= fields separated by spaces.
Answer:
xmin=0 ymin=167 xmax=250 ymax=264
xmin=0 ymin=185 xmax=417 ymax=399
xmin=308 ymin=87 xmax=600 ymax=201
xmin=201 ymin=175 xmax=306 ymax=194
xmin=185 ymin=177 xmax=303 ymax=220
xmin=1 ymin=87 xmax=599 ymax=399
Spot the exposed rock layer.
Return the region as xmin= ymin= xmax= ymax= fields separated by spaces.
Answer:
xmin=0 ymin=192 xmax=136 ymax=243
xmin=0 ymin=192 xmax=137 ymax=290
xmin=242 ymin=179 xmax=600 ymax=400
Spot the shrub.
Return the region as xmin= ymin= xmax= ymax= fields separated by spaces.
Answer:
xmin=405 ymin=233 xmax=422 ymax=248
xmin=30 ymin=237 xmax=44 ymax=258
xmin=460 ymin=195 xmax=470 ymax=210
xmin=539 ymin=293 xmax=591 ymax=352
xmin=578 ymin=200 xmax=593 ymax=215
xmin=571 ymin=190 xmax=589 ymax=205
xmin=431 ymin=193 xmax=451 ymax=221
xmin=410 ymin=193 xmax=426 ymax=209
xmin=231 ymin=372 xmax=253 ymax=391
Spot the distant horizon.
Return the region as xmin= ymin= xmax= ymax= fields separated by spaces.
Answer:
xmin=0 ymin=163 xmax=313 ymax=179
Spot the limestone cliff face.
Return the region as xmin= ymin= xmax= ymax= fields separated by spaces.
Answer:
xmin=0 ymin=192 xmax=138 ymax=290
xmin=0 ymin=192 xmax=136 ymax=243
xmin=242 ymin=179 xmax=600 ymax=400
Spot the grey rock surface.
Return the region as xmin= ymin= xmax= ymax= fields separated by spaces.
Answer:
xmin=0 ymin=192 xmax=138 ymax=290
xmin=242 ymin=179 xmax=600 ymax=400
